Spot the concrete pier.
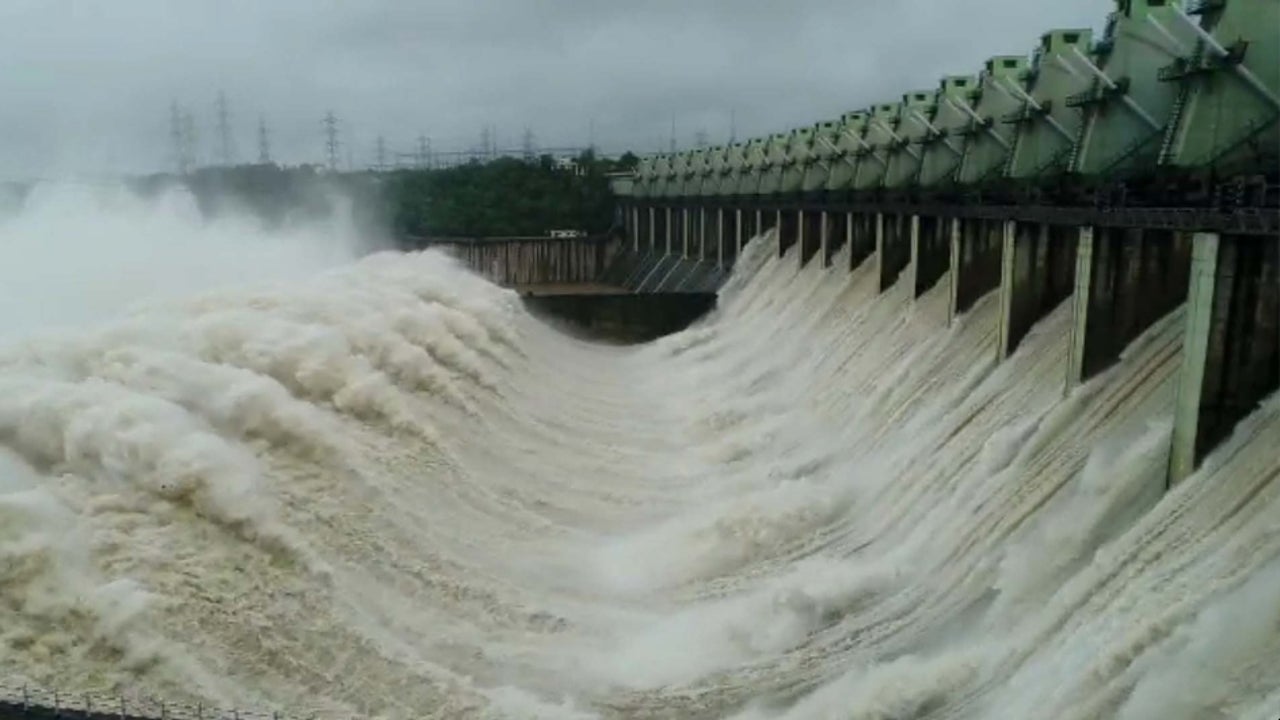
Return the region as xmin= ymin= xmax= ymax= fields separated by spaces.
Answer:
xmin=949 ymin=218 xmax=1004 ymax=323
xmin=997 ymin=221 xmax=1078 ymax=359
xmin=1169 ymin=233 xmax=1279 ymax=484
xmin=647 ymin=207 xmax=656 ymax=253
xmin=876 ymin=213 xmax=911 ymax=292
xmin=849 ymin=212 xmax=876 ymax=272
xmin=1066 ymin=227 xmax=1192 ymax=386
xmin=664 ymin=207 xmax=674 ymax=255
xmin=682 ymin=208 xmax=692 ymax=258
xmin=908 ymin=215 xmax=951 ymax=298
xmin=734 ymin=208 xmax=745 ymax=256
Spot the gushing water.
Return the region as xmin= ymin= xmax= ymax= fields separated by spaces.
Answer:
xmin=1 ymin=187 xmax=1277 ymax=720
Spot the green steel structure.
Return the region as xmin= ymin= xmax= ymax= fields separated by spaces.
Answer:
xmin=825 ymin=110 xmax=870 ymax=192
xmin=803 ymin=119 xmax=840 ymax=193
xmin=883 ymin=90 xmax=937 ymax=189
xmin=917 ymin=76 xmax=977 ymax=189
xmin=1004 ymin=29 xmax=1095 ymax=182
xmin=956 ymin=56 xmax=1030 ymax=186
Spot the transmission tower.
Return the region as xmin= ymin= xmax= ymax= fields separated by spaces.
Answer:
xmin=257 ymin=115 xmax=272 ymax=164
xmin=375 ymin=134 xmax=386 ymax=171
xmin=669 ymin=117 xmax=677 ymax=153
xmin=322 ymin=111 xmax=340 ymax=170
xmin=521 ymin=127 xmax=536 ymax=162
xmin=181 ymin=110 xmax=198 ymax=171
xmin=730 ymin=109 xmax=737 ymax=144
xmin=215 ymin=91 xmax=234 ymax=166
xmin=694 ymin=129 xmax=709 ymax=148
xmin=417 ymin=134 xmax=431 ymax=169
xmin=170 ymin=101 xmax=188 ymax=175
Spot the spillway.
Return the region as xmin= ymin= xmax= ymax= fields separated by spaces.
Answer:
xmin=1 ymin=190 xmax=1278 ymax=720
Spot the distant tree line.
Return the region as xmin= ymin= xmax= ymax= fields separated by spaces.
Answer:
xmin=388 ymin=150 xmax=638 ymax=248
xmin=24 ymin=149 xmax=639 ymax=248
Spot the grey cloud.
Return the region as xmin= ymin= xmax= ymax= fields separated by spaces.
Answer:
xmin=0 ymin=0 xmax=1111 ymax=178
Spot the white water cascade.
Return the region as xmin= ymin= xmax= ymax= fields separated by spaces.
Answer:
xmin=1 ymin=187 xmax=1277 ymax=719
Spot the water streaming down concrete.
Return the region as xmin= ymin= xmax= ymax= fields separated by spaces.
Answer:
xmin=1 ymin=192 xmax=1278 ymax=719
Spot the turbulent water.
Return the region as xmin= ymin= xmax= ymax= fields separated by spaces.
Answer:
xmin=1 ymin=187 xmax=1278 ymax=720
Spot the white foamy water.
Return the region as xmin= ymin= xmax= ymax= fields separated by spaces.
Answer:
xmin=1 ymin=187 xmax=1277 ymax=720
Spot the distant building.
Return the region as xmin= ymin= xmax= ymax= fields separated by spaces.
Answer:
xmin=552 ymin=157 xmax=585 ymax=176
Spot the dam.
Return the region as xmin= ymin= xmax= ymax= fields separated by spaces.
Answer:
xmin=2 ymin=1 xmax=1279 ymax=719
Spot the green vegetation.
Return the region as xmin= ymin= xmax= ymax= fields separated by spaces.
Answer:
xmin=389 ymin=150 xmax=636 ymax=247
xmin=121 ymin=149 xmax=637 ymax=249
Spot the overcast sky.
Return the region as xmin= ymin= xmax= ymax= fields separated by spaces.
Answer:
xmin=0 ymin=0 xmax=1111 ymax=179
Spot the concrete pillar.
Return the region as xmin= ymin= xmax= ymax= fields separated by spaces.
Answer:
xmin=875 ymin=212 xmax=886 ymax=289
xmin=948 ymin=218 xmax=963 ymax=323
xmin=682 ymin=208 xmax=691 ymax=258
xmin=1066 ymin=226 xmax=1096 ymax=388
xmin=735 ymin=208 xmax=744 ymax=256
xmin=648 ymin=207 xmax=656 ymax=253
xmin=997 ymin=220 xmax=1019 ymax=360
xmin=1170 ymin=234 xmax=1222 ymax=484
xmin=1170 ymin=232 xmax=1280 ymax=485
xmin=793 ymin=210 xmax=803 ymax=266
xmin=665 ymin=207 xmax=673 ymax=255
xmin=820 ymin=211 xmax=831 ymax=268
xmin=631 ymin=207 xmax=640 ymax=251
xmin=716 ymin=208 xmax=725 ymax=268
xmin=846 ymin=212 xmax=854 ymax=267
xmin=906 ymin=215 xmax=922 ymax=296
